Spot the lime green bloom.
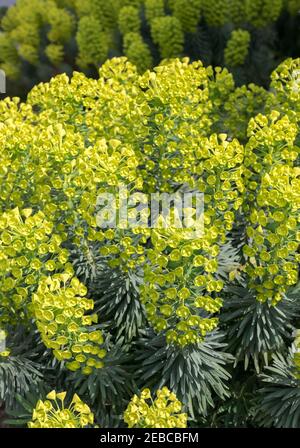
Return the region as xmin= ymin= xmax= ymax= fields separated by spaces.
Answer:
xmin=225 ymin=29 xmax=251 ymax=67
xmin=32 ymin=276 xmax=106 ymax=373
xmin=28 ymin=391 xmax=95 ymax=428
xmin=124 ymin=387 xmax=187 ymax=428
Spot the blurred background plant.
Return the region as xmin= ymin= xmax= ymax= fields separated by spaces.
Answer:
xmin=0 ymin=0 xmax=300 ymax=98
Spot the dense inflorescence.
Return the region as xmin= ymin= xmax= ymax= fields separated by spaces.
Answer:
xmin=244 ymin=0 xmax=283 ymax=28
xmin=224 ymin=29 xmax=251 ymax=67
xmin=202 ymin=0 xmax=229 ymax=27
xmin=28 ymin=391 xmax=95 ymax=428
xmin=0 ymin=0 xmax=74 ymax=76
xmin=150 ymin=16 xmax=184 ymax=59
xmin=0 ymin=208 xmax=68 ymax=325
xmin=171 ymin=0 xmax=202 ymax=33
xmin=76 ymin=15 xmax=110 ymax=70
xmin=32 ymin=276 xmax=106 ymax=374
xmin=124 ymin=387 xmax=187 ymax=428
xmin=242 ymin=58 xmax=300 ymax=305
xmin=27 ymin=386 xmax=186 ymax=428
xmin=123 ymin=32 xmax=153 ymax=73
xmin=0 ymin=54 xmax=299 ymax=428
xmin=139 ymin=134 xmax=244 ymax=346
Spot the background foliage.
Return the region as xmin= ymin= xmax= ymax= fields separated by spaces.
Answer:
xmin=0 ymin=0 xmax=300 ymax=98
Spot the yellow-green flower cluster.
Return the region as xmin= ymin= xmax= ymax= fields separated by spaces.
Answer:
xmin=29 ymin=387 xmax=189 ymax=429
xmin=118 ymin=5 xmax=152 ymax=73
xmin=134 ymin=60 xmax=235 ymax=193
xmin=123 ymin=33 xmax=153 ymax=73
xmin=76 ymin=15 xmax=110 ymax=69
xmin=75 ymin=58 xmax=242 ymax=345
xmin=144 ymin=0 xmax=165 ymax=23
xmin=32 ymin=276 xmax=106 ymax=374
xmin=140 ymin=134 xmax=244 ymax=346
xmin=0 ymin=33 xmax=20 ymax=80
xmin=27 ymin=59 xmax=242 ymax=346
xmin=74 ymin=0 xmax=121 ymax=69
xmin=244 ymin=167 xmax=300 ymax=304
xmin=224 ymin=29 xmax=251 ymax=67
xmin=0 ymin=65 xmax=148 ymax=356
xmin=268 ymin=58 xmax=300 ymax=117
xmin=0 ymin=208 xmax=68 ymax=325
xmin=118 ymin=6 xmax=141 ymax=35
xmin=0 ymin=71 xmax=144 ymax=253
xmin=171 ymin=0 xmax=202 ymax=33
xmin=124 ymin=387 xmax=187 ymax=428
xmin=0 ymin=0 xmax=74 ymax=72
xmin=243 ymin=112 xmax=300 ymax=304
xmin=45 ymin=43 xmax=64 ymax=65
xmin=223 ymin=83 xmax=269 ymax=141
xmin=150 ymin=16 xmax=184 ymax=59
xmin=1 ymin=0 xmax=41 ymax=67
xmin=202 ymin=0 xmax=229 ymax=27
xmin=46 ymin=1 xmax=74 ymax=43
xmin=74 ymin=0 xmax=117 ymax=30
xmin=28 ymin=391 xmax=95 ymax=428
xmin=1 ymin=55 xmax=299 ymax=353
xmin=201 ymin=0 xmax=283 ymax=28
xmin=241 ymin=62 xmax=300 ymax=306
xmin=228 ymin=0 xmax=246 ymax=25
xmin=245 ymin=0 xmax=283 ymax=28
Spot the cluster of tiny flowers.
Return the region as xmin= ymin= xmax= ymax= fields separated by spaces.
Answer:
xmin=268 ymin=58 xmax=300 ymax=117
xmin=150 ymin=16 xmax=184 ymax=59
xmin=224 ymin=29 xmax=251 ymax=67
xmin=0 ymin=54 xmax=299 ymax=354
xmin=202 ymin=0 xmax=229 ymax=27
xmin=139 ymin=134 xmax=244 ymax=346
xmin=123 ymin=32 xmax=153 ymax=73
xmin=28 ymin=391 xmax=95 ymax=428
xmin=144 ymin=0 xmax=165 ymax=23
xmin=228 ymin=0 xmax=247 ymax=25
xmin=244 ymin=166 xmax=300 ymax=304
xmin=0 ymin=208 xmax=68 ymax=325
xmin=0 ymin=0 xmax=74 ymax=76
xmin=124 ymin=387 xmax=187 ymax=428
xmin=89 ymin=59 xmax=244 ymax=345
xmin=32 ymin=276 xmax=106 ymax=374
xmin=244 ymin=0 xmax=283 ymax=28
xmin=171 ymin=0 xmax=202 ymax=33
xmin=118 ymin=5 xmax=141 ymax=35
xmin=76 ymin=15 xmax=110 ymax=69
xmin=117 ymin=4 xmax=155 ymax=74
xmin=134 ymin=59 xmax=236 ymax=192
xmin=223 ymin=83 xmax=269 ymax=142
xmin=243 ymin=111 xmax=300 ymax=304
